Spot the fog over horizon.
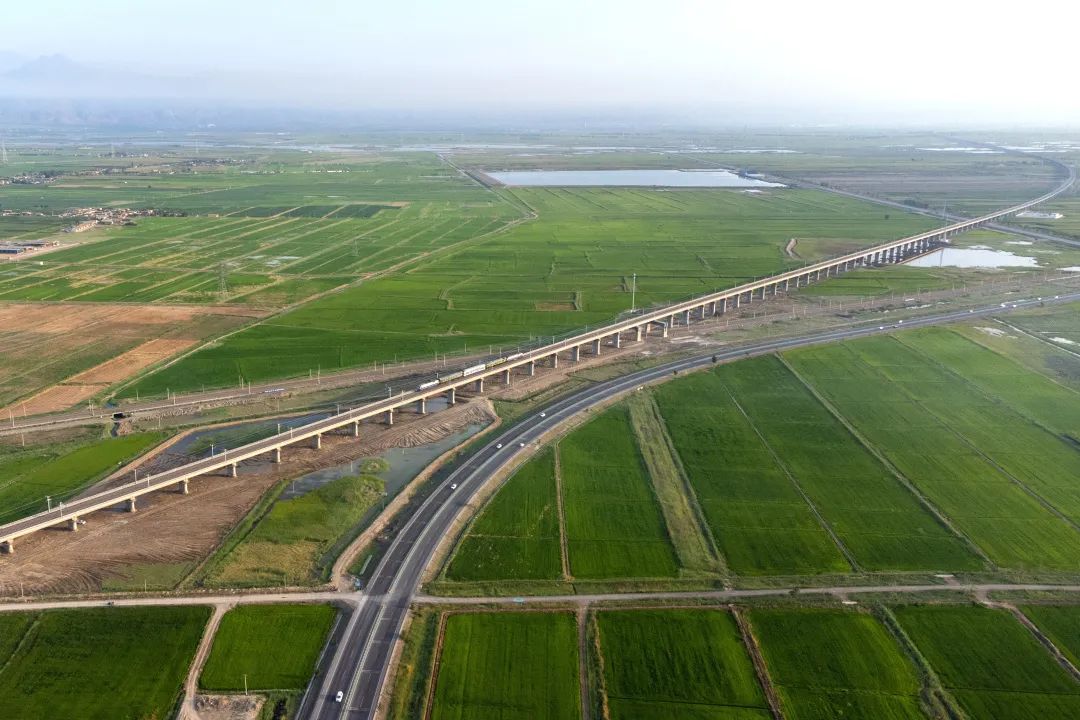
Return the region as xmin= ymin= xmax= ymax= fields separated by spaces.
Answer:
xmin=4 ymin=0 xmax=1080 ymax=129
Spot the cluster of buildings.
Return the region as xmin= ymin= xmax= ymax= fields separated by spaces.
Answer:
xmin=0 ymin=172 xmax=57 ymax=186
xmin=0 ymin=239 xmax=59 ymax=256
xmin=59 ymin=206 xmax=182 ymax=232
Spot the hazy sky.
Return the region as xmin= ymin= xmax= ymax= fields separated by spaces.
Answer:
xmin=5 ymin=0 xmax=1079 ymax=124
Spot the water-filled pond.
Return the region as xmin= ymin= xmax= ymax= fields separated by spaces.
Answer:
xmin=907 ymin=247 xmax=1039 ymax=269
xmin=487 ymin=169 xmax=785 ymax=188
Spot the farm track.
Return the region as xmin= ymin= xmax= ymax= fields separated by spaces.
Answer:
xmin=0 ymin=582 xmax=1078 ymax=616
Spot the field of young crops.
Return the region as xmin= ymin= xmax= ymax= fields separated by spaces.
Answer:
xmin=895 ymin=604 xmax=1080 ymax=718
xmin=1020 ymin=605 xmax=1080 ymax=670
xmin=559 ymin=407 xmax=678 ymax=579
xmin=443 ymin=311 xmax=1080 ymax=588
xmin=749 ymin=608 xmax=926 ymax=720
xmin=788 ymin=333 xmax=1080 ymax=571
xmin=0 ymin=431 xmax=167 ymax=524
xmin=0 ymin=606 xmax=208 ymax=720
xmin=710 ymin=356 xmax=978 ymax=572
xmin=431 ymin=611 xmax=581 ymax=720
xmin=200 ymin=604 xmax=338 ymax=692
xmin=413 ymin=602 xmax=1080 ymax=720
xmin=596 ymin=608 xmax=770 ymax=719
xmin=447 ymin=448 xmax=563 ymax=581
xmin=654 ymin=370 xmax=849 ymax=576
xmin=129 ymin=185 xmax=936 ymax=396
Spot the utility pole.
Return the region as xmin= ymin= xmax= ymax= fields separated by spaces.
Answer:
xmin=630 ymin=272 xmax=637 ymax=312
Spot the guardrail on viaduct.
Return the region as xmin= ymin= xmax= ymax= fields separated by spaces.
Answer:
xmin=1 ymin=164 xmax=1073 ymax=554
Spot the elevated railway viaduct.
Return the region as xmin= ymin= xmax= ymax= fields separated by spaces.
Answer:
xmin=0 ymin=163 xmax=1073 ymax=556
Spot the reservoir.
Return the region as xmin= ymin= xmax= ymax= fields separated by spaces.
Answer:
xmin=487 ymin=169 xmax=785 ymax=188
xmin=907 ymin=247 xmax=1039 ymax=269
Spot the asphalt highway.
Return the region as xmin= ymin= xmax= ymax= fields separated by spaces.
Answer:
xmin=302 ymin=289 xmax=1080 ymax=720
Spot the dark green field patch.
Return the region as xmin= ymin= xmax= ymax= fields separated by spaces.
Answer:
xmin=200 ymin=604 xmax=337 ymax=692
xmin=655 ymin=372 xmax=849 ymax=575
xmin=431 ymin=611 xmax=580 ymax=720
xmin=749 ymin=608 xmax=926 ymax=720
xmin=1021 ymin=605 xmax=1080 ymax=670
xmin=597 ymin=609 xmax=769 ymax=719
xmin=0 ymin=606 xmax=209 ymax=720
xmin=896 ymin=604 xmax=1080 ymax=718
xmin=560 ymin=407 xmax=679 ymax=579
xmin=0 ymin=432 xmax=167 ymax=524
xmin=712 ymin=356 xmax=978 ymax=572
xmin=447 ymin=448 xmax=562 ymax=581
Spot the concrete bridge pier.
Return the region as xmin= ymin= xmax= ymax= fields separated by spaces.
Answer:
xmin=352 ymin=421 xmax=361 ymax=437
xmin=385 ymin=409 xmax=394 ymax=426
xmin=475 ymin=377 xmax=485 ymax=392
xmin=613 ymin=332 xmax=622 ymax=349
xmin=732 ymin=294 xmax=741 ymax=309
xmin=570 ymin=346 xmax=581 ymax=362
xmin=229 ymin=463 xmax=238 ymax=478
xmin=633 ymin=326 xmax=643 ymax=342
xmin=1 ymin=540 xmax=12 ymax=554
xmin=550 ymin=353 xmax=559 ymax=368
xmin=502 ymin=369 xmax=512 ymax=385
xmin=126 ymin=498 xmax=137 ymax=513
xmin=272 ymin=447 xmax=282 ymax=464
xmin=527 ymin=361 xmax=536 ymax=376
xmin=719 ymin=297 xmax=728 ymax=313
xmin=417 ymin=398 xmax=427 ymax=415
xmin=592 ymin=338 xmax=602 ymax=355
xmin=178 ymin=478 xmax=190 ymax=494
xmin=68 ymin=517 xmax=79 ymax=532
xmin=314 ymin=433 xmax=322 ymax=450
xmin=447 ymin=387 xmax=456 ymax=405
xmin=681 ymin=309 xmax=691 ymax=325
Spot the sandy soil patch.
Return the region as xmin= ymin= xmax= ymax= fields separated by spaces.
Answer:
xmin=0 ymin=400 xmax=494 ymax=597
xmin=13 ymin=339 xmax=202 ymax=415
xmin=78 ymin=338 xmax=198 ymax=383
xmin=192 ymin=695 xmax=264 ymax=720
xmin=0 ymin=302 xmax=267 ymax=414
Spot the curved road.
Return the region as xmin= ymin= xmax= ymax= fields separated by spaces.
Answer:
xmin=304 ymin=289 xmax=1080 ymax=720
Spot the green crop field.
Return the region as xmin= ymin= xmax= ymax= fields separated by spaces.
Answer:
xmin=203 ymin=473 xmax=384 ymax=587
xmin=200 ymin=604 xmax=337 ymax=692
xmin=447 ymin=448 xmax=563 ymax=581
xmin=1020 ymin=605 xmax=1080 ymax=670
xmin=442 ymin=303 xmax=1080 ymax=586
xmin=431 ymin=611 xmax=581 ymax=720
xmin=654 ymin=371 xmax=850 ymax=575
xmin=596 ymin=609 xmax=770 ymax=719
xmin=749 ymin=608 xmax=926 ymax=720
xmin=0 ymin=606 xmax=209 ymax=720
xmin=0 ymin=613 xmax=34 ymax=665
xmin=560 ymin=406 xmax=679 ymax=579
xmin=711 ymin=357 xmax=977 ymax=571
xmin=128 ymin=186 xmax=937 ymax=397
xmin=895 ymin=604 xmax=1080 ymax=718
xmin=788 ymin=335 xmax=1080 ymax=570
xmin=0 ymin=431 xmax=167 ymax=524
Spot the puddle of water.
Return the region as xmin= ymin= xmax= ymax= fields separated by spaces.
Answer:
xmin=279 ymin=421 xmax=488 ymax=504
xmin=487 ymin=169 xmax=784 ymax=188
xmin=141 ymin=412 xmax=331 ymax=474
xmin=907 ymin=247 xmax=1039 ymax=269
xmin=1052 ymin=337 xmax=1079 ymax=347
